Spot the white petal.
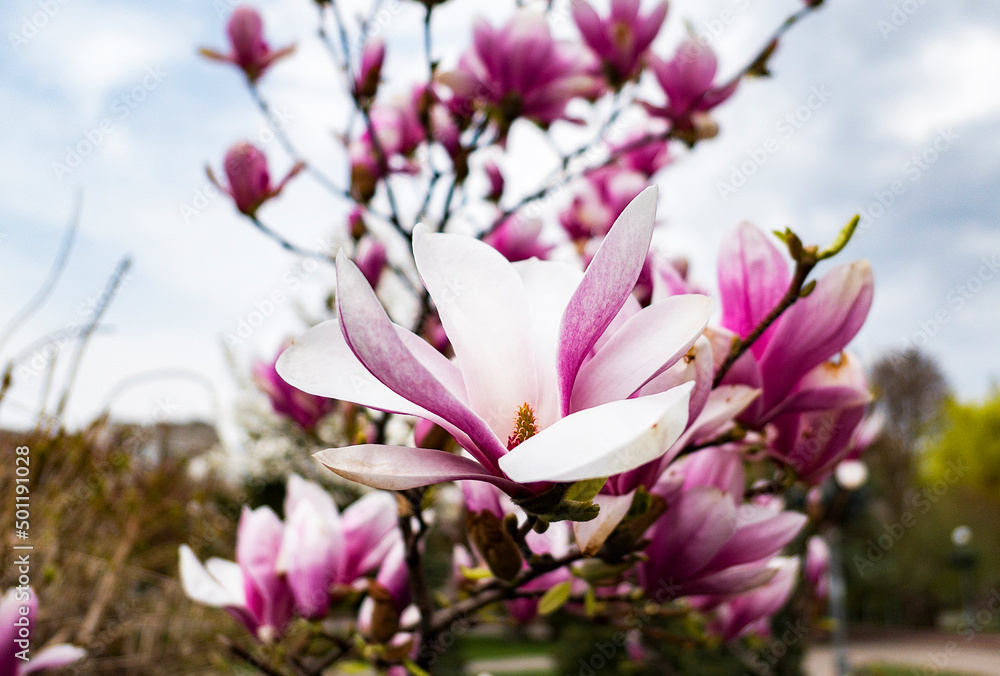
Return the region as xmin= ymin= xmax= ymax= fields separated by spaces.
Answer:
xmin=179 ymin=546 xmax=244 ymax=608
xmin=571 ymin=294 xmax=713 ymax=411
xmin=512 ymin=259 xmax=584 ymax=429
xmin=573 ymin=492 xmax=635 ymax=556
xmin=413 ymin=225 xmax=538 ymax=438
xmin=499 ymin=383 xmax=694 ymax=483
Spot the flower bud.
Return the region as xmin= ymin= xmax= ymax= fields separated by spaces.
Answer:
xmin=466 ymin=510 xmax=522 ymax=582
xmin=355 ymin=38 xmax=385 ymax=101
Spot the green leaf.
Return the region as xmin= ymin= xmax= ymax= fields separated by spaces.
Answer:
xmin=565 ymin=477 xmax=608 ymax=503
xmin=537 ymin=580 xmax=573 ymax=616
xmin=817 ymin=214 xmax=861 ymax=260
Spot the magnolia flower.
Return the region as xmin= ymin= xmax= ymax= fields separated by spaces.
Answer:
xmin=180 ymin=478 xmax=400 ymax=635
xmin=483 ymin=215 xmax=554 ymax=263
xmin=766 ymin=353 xmax=872 ymax=484
xmin=355 ymin=38 xmax=386 ymax=100
xmin=640 ymin=447 xmax=805 ymax=598
xmin=609 ymin=126 xmax=672 ymax=179
xmin=200 ymin=7 xmax=294 ymax=83
xmin=484 ymin=160 xmax=505 ymax=202
xmin=355 ymin=237 xmax=388 ymax=289
xmin=573 ymin=0 xmax=668 ymax=87
xmin=0 ymin=588 xmax=85 ymax=675
xmin=215 ymin=142 xmax=302 ymax=216
xmin=438 ymin=10 xmax=601 ymax=136
xmin=707 ymin=557 xmax=801 ymax=641
xmin=279 ymin=187 xmax=712 ymax=496
xmin=717 ymin=222 xmax=874 ymax=426
xmin=559 ymin=166 xmax=648 ymax=243
xmin=180 ymin=505 xmax=293 ymax=641
xmin=349 ymin=92 xmax=426 ymax=202
xmin=646 ymin=39 xmax=737 ymax=132
xmin=254 ymin=342 xmax=336 ymax=430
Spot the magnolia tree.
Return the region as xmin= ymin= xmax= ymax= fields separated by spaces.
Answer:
xmin=181 ymin=0 xmax=874 ymax=673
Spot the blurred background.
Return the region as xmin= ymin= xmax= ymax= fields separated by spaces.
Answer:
xmin=1 ymin=0 xmax=999 ymax=673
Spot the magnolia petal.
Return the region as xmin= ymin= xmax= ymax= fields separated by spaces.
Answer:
xmin=513 ymin=259 xmax=584 ymax=429
xmin=277 ymin=320 xmax=435 ymax=417
xmin=571 ymin=294 xmax=713 ymax=411
xmin=680 ymin=562 xmax=777 ymax=597
xmin=718 ymin=222 xmax=791 ymax=351
xmin=708 ymin=511 xmax=806 ymax=570
xmin=277 ymin=501 xmax=343 ymax=618
xmin=759 ymin=260 xmax=874 ymax=410
xmin=412 ymin=225 xmax=537 ymax=439
xmin=557 ymin=186 xmax=658 ymax=414
xmin=21 ymin=645 xmax=87 ymax=674
xmin=342 ymin=492 xmax=401 ymax=579
xmin=649 ymin=487 xmax=736 ymax=579
xmin=717 ymin=558 xmax=800 ymax=641
xmin=499 ymin=382 xmax=692 ymax=483
xmin=573 ymin=492 xmax=635 ymax=556
xmin=315 ymin=445 xmax=531 ymax=496
xmin=336 ymin=252 xmax=507 ymax=469
xmin=179 ymin=546 xmax=244 ymax=608
xmin=680 ymin=446 xmax=746 ymax=498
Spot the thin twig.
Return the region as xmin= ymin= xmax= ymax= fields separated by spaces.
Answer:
xmin=52 ymin=257 xmax=132 ymax=424
xmin=0 ymin=194 xmax=82 ymax=353
xmin=247 ymin=84 xmax=354 ymax=204
xmin=713 ymin=256 xmax=815 ymax=387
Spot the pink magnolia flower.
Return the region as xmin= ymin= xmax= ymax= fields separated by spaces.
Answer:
xmin=639 ymin=447 xmax=805 ymax=598
xmin=609 ymin=126 xmax=672 ymax=178
xmin=646 ymin=39 xmax=738 ymax=131
xmin=253 ymin=342 xmax=336 ymax=430
xmin=201 ymin=7 xmax=294 ymax=83
xmin=573 ymin=0 xmax=668 ymax=87
xmin=483 ymin=215 xmax=554 ymax=263
xmin=180 ymin=477 xmax=400 ymax=634
xmin=355 ymin=38 xmax=386 ymax=100
xmin=180 ymin=505 xmax=293 ymax=641
xmin=438 ymin=10 xmax=601 ymax=137
xmin=0 ymin=588 xmax=85 ymax=675
xmin=717 ymin=222 xmax=874 ymax=426
xmin=707 ymin=557 xmax=801 ymax=641
xmin=560 ymin=166 xmax=648 ymax=243
xmin=278 ymin=187 xmax=711 ymax=496
xmin=805 ymin=535 xmax=831 ymax=601
xmin=767 ymin=353 xmax=872 ymax=484
xmin=349 ymin=91 xmax=426 ymax=202
xmin=216 ymin=142 xmax=302 ymax=216
xmin=355 ymin=237 xmax=388 ymax=289
xmin=484 ymin=160 xmax=504 ymax=202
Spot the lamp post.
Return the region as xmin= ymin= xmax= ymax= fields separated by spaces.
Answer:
xmin=829 ymin=460 xmax=869 ymax=676
xmin=950 ymin=526 xmax=975 ymax=629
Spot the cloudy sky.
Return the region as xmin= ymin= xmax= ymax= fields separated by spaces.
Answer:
xmin=2 ymin=0 xmax=998 ymax=440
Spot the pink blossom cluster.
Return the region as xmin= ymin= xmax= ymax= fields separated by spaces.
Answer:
xmin=180 ymin=475 xmax=405 ymax=642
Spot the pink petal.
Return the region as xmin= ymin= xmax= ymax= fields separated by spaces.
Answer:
xmin=557 ymin=186 xmax=658 ymax=414
xmin=759 ymin=260 xmax=873 ymax=409
xmin=499 ymin=382 xmax=692 ymax=483
xmin=336 ymin=252 xmax=508 ymax=471
xmin=718 ymin=222 xmax=791 ymax=353
xmin=412 ymin=225 xmax=538 ymax=441
xmin=571 ymin=294 xmax=713 ymax=411
xmin=314 ymin=445 xmax=531 ymax=496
